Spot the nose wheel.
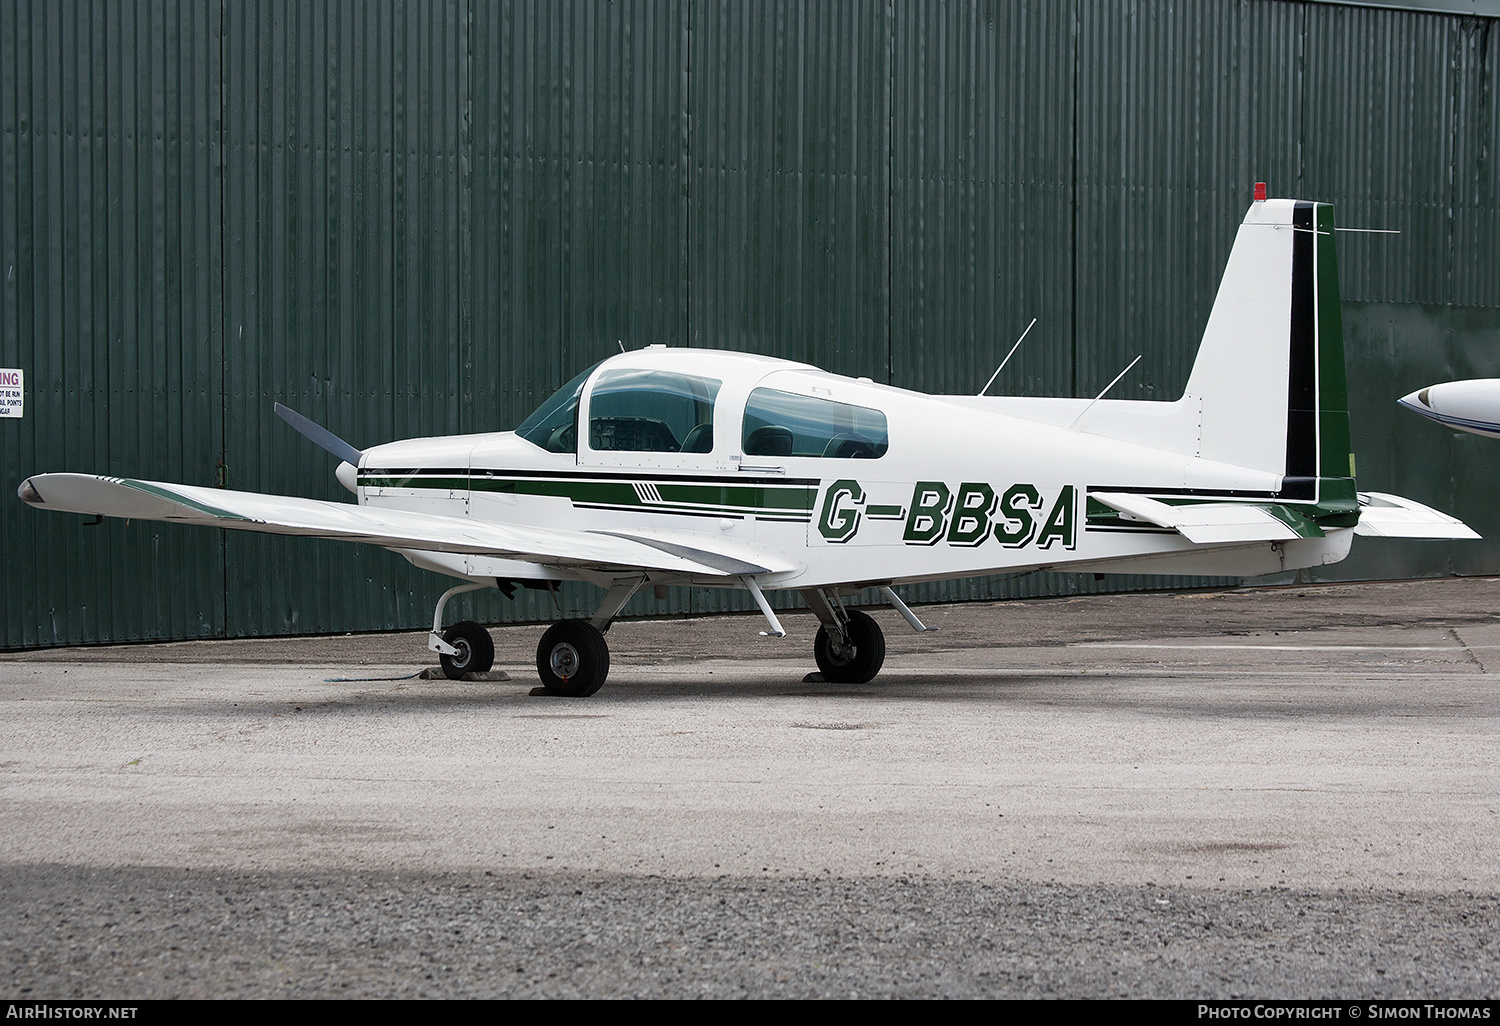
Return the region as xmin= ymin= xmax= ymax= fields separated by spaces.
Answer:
xmin=536 ymin=619 xmax=611 ymax=697
xmin=438 ymin=620 xmax=495 ymax=679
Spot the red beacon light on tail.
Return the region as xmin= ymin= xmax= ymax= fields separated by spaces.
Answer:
xmin=1254 ymin=182 xmax=1267 ymax=202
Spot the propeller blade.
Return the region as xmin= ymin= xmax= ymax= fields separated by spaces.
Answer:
xmin=274 ymin=403 xmax=364 ymax=467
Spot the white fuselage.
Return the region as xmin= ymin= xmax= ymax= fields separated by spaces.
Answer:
xmin=356 ymin=349 xmax=1351 ymax=591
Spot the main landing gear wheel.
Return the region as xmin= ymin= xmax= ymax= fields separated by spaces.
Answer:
xmin=813 ymin=609 xmax=886 ymax=684
xmin=536 ymin=619 xmax=611 ymax=697
xmin=439 ymin=620 xmax=495 ymax=679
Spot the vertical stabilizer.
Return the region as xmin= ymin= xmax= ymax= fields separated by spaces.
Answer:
xmin=1185 ymin=197 xmax=1356 ymax=513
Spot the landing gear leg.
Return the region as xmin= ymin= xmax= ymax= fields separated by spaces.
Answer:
xmin=429 ymin=582 xmax=496 ymax=680
xmin=535 ymin=575 xmax=645 ymax=697
xmin=801 ymin=588 xmax=886 ymax=684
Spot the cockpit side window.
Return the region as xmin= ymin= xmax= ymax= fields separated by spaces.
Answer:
xmin=588 ymin=368 xmax=723 ymax=453
xmin=515 ymin=363 xmax=601 ymax=453
xmin=741 ymin=388 xmax=889 ymax=459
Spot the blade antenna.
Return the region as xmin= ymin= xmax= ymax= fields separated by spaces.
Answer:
xmin=1067 ymin=355 xmax=1143 ymax=431
xmin=274 ymin=403 xmax=364 ymax=466
xmin=979 ymin=317 xmax=1037 ymax=396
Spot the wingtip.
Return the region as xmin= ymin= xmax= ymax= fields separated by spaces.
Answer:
xmin=17 ymin=477 xmax=41 ymax=505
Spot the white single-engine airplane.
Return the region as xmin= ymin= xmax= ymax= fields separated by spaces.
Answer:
xmin=19 ymin=192 xmax=1478 ymax=696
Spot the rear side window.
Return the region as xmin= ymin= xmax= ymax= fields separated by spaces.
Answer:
xmin=588 ymin=368 xmax=722 ymax=453
xmin=741 ymin=388 xmax=889 ymax=459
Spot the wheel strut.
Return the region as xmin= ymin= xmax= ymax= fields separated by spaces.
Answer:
xmin=429 ymin=581 xmax=490 ymax=657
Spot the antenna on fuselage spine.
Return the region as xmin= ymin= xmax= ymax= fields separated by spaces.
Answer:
xmin=979 ymin=317 xmax=1037 ymax=396
xmin=1066 ymin=354 xmax=1143 ymax=431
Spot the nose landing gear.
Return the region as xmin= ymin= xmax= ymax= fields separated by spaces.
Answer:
xmin=430 ymin=582 xmax=498 ymax=680
xmin=439 ymin=620 xmax=495 ymax=678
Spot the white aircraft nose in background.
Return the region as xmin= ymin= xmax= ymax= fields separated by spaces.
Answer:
xmin=1399 ymin=379 xmax=1500 ymax=439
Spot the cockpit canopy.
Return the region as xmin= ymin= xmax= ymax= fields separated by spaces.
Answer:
xmin=514 ymin=352 xmax=888 ymax=460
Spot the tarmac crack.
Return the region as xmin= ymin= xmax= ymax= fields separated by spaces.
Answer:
xmin=1449 ymin=628 xmax=1490 ymax=674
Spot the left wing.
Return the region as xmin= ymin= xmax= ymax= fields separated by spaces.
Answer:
xmin=17 ymin=473 xmax=796 ymax=578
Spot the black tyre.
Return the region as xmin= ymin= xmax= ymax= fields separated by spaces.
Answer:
xmin=536 ymin=619 xmax=611 ymax=697
xmin=813 ymin=609 xmax=886 ymax=684
xmin=439 ymin=620 xmax=495 ymax=679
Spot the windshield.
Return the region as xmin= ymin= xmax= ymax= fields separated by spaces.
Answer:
xmin=515 ymin=362 xmax=601 ymax=452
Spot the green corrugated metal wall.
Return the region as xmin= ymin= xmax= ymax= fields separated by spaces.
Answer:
xmin=3 ymin=0 xmax=1498 ymax=648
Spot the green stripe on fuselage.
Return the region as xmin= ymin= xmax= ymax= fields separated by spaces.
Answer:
xmin=363 ymin=472 xmax=817 ymax=520
xmin=654 ymin=481 xmax=815 ymax=515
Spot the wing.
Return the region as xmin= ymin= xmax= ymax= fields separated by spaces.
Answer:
xmin=17 ymin=473 xmax=795 ymax=578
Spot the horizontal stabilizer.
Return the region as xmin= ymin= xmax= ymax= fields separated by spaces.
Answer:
xmin=1091 ymin=492 xmax=1323 ymax=544
xmin=1353 ymin=492 xmax=1481 ymax=539
xmin=17 ymin=474 xmax=795 ymax=578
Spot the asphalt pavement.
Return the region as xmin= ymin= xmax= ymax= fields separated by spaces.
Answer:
xmin=3 ymin=577 xmax=1498 ymax=998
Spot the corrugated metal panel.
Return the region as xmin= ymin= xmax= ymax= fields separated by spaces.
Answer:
xmin=472 ymin=0 xmax=690 ymax=428
xmin=889 ymin=0 xmax=1238 ymax=604
xmin=218 ymin=0 xmax=472 ymax=637
xmin=689 ymin=0 xmax=891 ymax=378
xmin=890 ymin=0 xmax=1075 ymax=398
xmin=1 ymin=0 xmax=225 ymax=647
xmin=1074 ymin=0 xmax=1269 ymax=403
xmin=1449 ymin=15 xmax=1498 ymax=309
xmin=1299 ymin=4 xmax=1458 ymax=304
